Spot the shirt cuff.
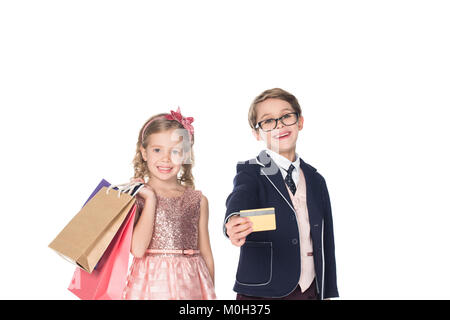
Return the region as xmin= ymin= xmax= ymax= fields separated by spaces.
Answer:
xmin=223 ymin=212 xmax=240 ymax=238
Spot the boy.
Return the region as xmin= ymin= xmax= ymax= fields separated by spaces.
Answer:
xmin=223 ymin=88 xmax=338 ymax=300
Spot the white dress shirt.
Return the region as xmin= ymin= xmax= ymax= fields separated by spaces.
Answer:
xmin=265 ymin=148 xmax=300 ymax=187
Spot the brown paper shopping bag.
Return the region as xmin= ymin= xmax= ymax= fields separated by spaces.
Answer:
xmin=49 ymin=185 xmax=137 ymax=273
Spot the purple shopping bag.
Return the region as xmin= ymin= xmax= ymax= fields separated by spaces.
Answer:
xmin=83 ymin=179 xmax=111 ymax=206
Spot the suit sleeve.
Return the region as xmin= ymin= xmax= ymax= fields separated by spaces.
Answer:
xmin=223 ymin=162 xmax=259 ymax=238
xmin=321 ymin=176 xmax=339 ymax=299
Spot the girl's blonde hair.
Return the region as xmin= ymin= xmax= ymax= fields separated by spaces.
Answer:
xmin=133 ymin=113 xmax=195 ymax=188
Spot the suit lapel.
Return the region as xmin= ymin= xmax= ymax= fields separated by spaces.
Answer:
xmin=257 ymin=150 xmax=295 ymax=214
xmin=300 ymin=157 xmax=321 ymax=226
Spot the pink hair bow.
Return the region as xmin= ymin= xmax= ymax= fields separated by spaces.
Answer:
xmin=165 ymin=107 xmax=194 ymax=137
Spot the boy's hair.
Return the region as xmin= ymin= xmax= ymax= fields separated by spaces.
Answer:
xmin=248 ymin=88 xmax=302 ymax=129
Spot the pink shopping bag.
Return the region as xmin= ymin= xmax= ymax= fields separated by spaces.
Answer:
xmin=68 ymin=204 xmax=137 ymax=300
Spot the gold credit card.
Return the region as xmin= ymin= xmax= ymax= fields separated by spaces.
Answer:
xmin=239 ymin=207 xmax=276 ymax=232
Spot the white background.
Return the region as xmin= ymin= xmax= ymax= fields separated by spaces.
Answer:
xmin=1 ymin=0 xmax=449 ymax=300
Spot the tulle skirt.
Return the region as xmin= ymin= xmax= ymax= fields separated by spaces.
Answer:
xmin=122 ymin=253 xmax=216 ymax=300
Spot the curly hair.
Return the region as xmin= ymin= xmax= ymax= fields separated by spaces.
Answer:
xmin=133 ymin=113 xmax=195 ymax=188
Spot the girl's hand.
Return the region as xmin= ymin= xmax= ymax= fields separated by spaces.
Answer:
xmin=130 ymin=178 xmax=156 ymax=201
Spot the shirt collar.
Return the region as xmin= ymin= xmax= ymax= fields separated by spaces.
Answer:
xmin=265 ymin=148 xmax=300 ymax=173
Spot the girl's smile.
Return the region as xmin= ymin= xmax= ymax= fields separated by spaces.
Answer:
xmin=156 ymin=165 xmax=173 ymax=174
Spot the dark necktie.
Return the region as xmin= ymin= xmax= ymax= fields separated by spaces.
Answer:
xmin=285 ymin=164 xmax=297 ymax=195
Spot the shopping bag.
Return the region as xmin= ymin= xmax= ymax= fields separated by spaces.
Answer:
xmin=68 ymin=203 xmax=137 ymax=299
xmin=82 ymin=179 xmax=111 ymax=207
xmin=48 ymin=179 xmax=142 ymax=273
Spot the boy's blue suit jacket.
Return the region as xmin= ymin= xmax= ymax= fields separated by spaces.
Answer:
xmin=223 ymin=150 xmax=339 ymax=299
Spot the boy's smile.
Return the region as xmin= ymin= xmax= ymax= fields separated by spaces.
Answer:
xmin=273 ymin=129 xmax=292 ymax=140
xmin=252 ymin=98 xmax=304 ymax=161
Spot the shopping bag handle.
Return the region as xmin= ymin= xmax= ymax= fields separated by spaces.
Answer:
xmin=106 ymin=182 xmax=144 ymax=198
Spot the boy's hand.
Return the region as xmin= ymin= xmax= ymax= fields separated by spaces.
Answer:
xmin=225 ymin=216 xmax=253 ymax=247
xmin=130 ymin=178 xmax=156 ymax=201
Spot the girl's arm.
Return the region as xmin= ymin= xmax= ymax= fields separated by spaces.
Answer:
xmin=198 ymin=194 xmax=215 ymax=285
xmin=130 ymin=185 xmax=157 ymax=258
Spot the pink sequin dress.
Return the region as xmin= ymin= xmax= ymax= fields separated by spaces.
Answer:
xmin=122 ymin=187 xmax=216 ymax=300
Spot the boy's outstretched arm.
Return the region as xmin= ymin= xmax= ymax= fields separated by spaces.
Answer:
xmin=223 ymin=162 xmax=258 ymax=246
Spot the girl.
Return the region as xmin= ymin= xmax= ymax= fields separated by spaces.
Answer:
xmin=122 ymin=107 xmax=216 ymax=300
